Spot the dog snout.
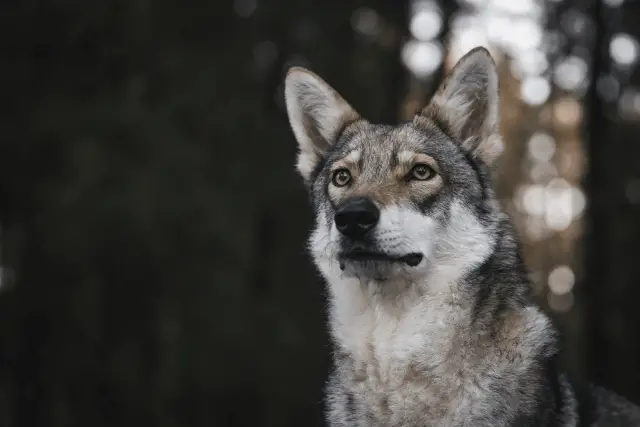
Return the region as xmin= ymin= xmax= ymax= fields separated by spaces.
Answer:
xmin=334 ymin=197 xmax=380 ymax=239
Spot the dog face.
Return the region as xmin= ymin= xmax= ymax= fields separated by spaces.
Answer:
xmin=285 ymin=48 xmax=503 ymax=287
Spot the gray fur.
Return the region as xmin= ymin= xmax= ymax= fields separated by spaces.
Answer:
xmin=284 ymin=47 xmax=640 ymax=426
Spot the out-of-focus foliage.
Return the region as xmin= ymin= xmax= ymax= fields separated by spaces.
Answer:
xmin=1 ymin=0 xmax=640 ymax=426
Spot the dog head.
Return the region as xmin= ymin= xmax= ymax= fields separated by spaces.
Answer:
xmin=285 ymin=47 xmax=502 ymax=288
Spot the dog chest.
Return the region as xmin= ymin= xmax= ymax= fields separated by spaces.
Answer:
xmin=334 ymin=300 xmax=471 ymax=424
xmin=332 ymin=304 xmax=552 ymax=426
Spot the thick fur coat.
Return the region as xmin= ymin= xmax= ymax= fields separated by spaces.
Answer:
xmin=284 ymin=47 xmax=640 ymax=426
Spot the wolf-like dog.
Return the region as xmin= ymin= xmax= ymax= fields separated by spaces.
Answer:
xmin=283 ymin=47 xmax=640 ymax=426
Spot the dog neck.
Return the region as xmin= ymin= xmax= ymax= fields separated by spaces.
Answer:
xmin=319 ymin=210 xmax=534 ymax=363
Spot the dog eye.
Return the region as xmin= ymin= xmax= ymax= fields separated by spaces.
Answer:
xmin=332 ymin=169 xmax=352 ymax=187
xmin=410 ymin=164 xmax=436 ymax=181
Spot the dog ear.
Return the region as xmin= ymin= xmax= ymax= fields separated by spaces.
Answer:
xmin=423 ymin=47 xmax=503 ymax=166
xmin=285 ymin=67 xmax=360 ymax=182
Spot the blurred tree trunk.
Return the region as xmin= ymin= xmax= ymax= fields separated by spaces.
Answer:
xmin=583 ymin=0 xmax=640 ymax=403
xmin=0 ymin=1 xmax=411 ymax=427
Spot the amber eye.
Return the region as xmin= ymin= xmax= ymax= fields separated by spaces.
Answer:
xmin=410 ymin=164 xmax=436 ymax=181
xmin=332 ymin=169 xmax=352 ymax=187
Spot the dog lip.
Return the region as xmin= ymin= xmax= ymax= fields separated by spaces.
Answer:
xmin=339 ymin=250 xmax=423 ymax=267
xmin=340 ymin=250 xmax=395 ymax=262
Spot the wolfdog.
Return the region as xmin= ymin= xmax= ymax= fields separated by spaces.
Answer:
xmin=283 ymin=47 xmax=640 ymax=426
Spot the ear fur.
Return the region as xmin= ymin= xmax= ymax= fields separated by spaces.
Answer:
xmin=284 ymin=67 xmax=360 ymax=182
xmin=422 ymin=47 xmax=503 ymax=166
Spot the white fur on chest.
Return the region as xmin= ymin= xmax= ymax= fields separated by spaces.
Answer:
xmin=328 ymin=278 xmax=478 ymax=425
xmin=329 ymin=278 xmax=457 ymax=385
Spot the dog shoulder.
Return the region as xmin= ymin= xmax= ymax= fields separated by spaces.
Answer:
xmin=496 ymin=304 xmax=558 ymax=360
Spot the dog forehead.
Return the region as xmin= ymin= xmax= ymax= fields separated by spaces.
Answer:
xmin=334 ymin=121 xmax=449 ymax=167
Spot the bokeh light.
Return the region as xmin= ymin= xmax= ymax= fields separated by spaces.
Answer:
xmin=410 ymin=2 xmax=443 ymax=41
xmin=521 ymin=76 xmax=551 ymax=106
xmin=554 ymin=56 xmax=588 ymax=92
xmin=548 ymin=266 xmax=575 ymax=296
xmin=234 ymin=0 xmax=257 ymax=18
xmin=528 ymin=132 xmax=556 ymax=163
xmin=626 ymin=178 xmax=640 ymax=204
xmin=610 ymin=33 xmax=639 ymax=67
xmin=597 ymin=74 xmax=620 ymax=102
xmin=402 ymin=40 xmax=444 ymax=77
xmin=548 ymin=291 xmax=575 ymax=313
xmin=351 ymin=7 xmax=382 ymax=38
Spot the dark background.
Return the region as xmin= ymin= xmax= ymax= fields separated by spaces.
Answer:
xmin=2 ymin=0 xmax=640 ymax=426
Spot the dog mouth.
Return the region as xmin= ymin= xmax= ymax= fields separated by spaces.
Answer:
xmin=338 ymin=250 xmax=424 ymax=268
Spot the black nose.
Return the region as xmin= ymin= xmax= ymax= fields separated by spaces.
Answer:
xmin=334 ymin=197 xmax=380 ymax=239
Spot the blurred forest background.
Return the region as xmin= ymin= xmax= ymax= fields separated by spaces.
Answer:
xmin=2 ymin=0 xmax=640 ymax=426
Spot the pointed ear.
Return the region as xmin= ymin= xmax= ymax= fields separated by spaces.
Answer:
xmin=284 ymin=67 xmax=360 ymax=182
xmin=423 ymin=47 xmax=503 ymax=166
